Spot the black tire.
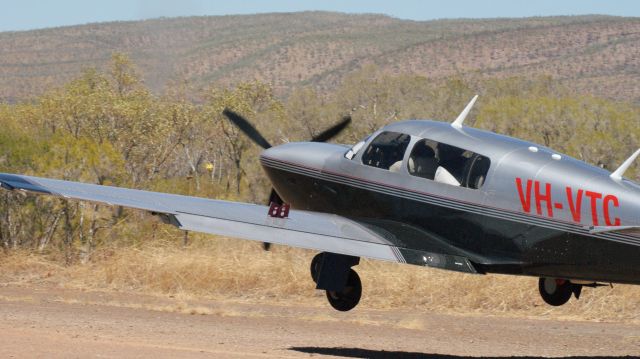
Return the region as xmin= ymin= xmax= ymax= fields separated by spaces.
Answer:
xmin=326 ymin=269 xmax=362 ymax=312
xmin=538 ymin=277 xmax=573 ymax=306
xmin=310 ymin=252 xmax=325 ymax=283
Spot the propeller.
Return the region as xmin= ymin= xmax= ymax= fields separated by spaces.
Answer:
xmin=222 ymin=109 xmax=273 ymax=149
xmin=223 ymin=108 xmax=352 ymax=148
xmin=311 ymin=116 xmax=352 ymax=143
xmin=222 ymin=108 xmax=352 ymax=251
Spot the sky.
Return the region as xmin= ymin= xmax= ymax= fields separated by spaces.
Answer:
xmin=1 ymin=0 xmax=639 ymax=32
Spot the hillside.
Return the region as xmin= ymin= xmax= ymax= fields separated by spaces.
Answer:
xmin=0 ymin=12 xmax=639 ymax=102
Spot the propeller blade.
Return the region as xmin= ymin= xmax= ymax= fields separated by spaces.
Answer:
xmin=311 ymin=116 xmax=351 ymax=143
xmin=222 ymin=108 xmax=272 ymax=149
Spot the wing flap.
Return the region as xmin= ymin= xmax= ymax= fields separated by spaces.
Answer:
xmin=174 ymin=212 xmax=397 ymax=261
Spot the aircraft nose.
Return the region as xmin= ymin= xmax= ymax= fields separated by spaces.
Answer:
xmin=260 ymin=142 xmax=346 ymax=171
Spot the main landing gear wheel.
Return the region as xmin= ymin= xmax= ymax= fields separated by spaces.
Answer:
xmin=538 ymin=277 xmax=573 ymax=306
xmin=326 ymin=269 xmax=362 ymax=312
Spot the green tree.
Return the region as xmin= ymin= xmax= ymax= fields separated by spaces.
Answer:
xmin=204 ymin=82 xmax=285 ymax=197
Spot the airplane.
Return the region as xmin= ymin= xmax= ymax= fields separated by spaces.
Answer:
xmin=1 ymin=95 xmax=640 ymax=312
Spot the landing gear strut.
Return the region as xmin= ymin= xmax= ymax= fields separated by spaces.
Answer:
xmin=310 ymin=252 xmax=362 ymax=312
xmin=538 ymin=277 xmax=582 ymax=306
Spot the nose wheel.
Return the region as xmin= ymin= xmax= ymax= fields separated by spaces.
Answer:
xmin=310 ymin=252 xmax=362 ymax=311
xmin=310 ymin=252 xmax=324 ymax=283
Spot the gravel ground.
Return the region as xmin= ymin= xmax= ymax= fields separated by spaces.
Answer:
xmin=0 ymin=284 xmax=639 ymax=358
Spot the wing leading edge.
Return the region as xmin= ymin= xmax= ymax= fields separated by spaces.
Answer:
xmin=0 ymin=173 xmax=479 ymax=273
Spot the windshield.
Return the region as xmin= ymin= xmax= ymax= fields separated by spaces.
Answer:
xmin=344 ymin=136 xmax=369 ymax=160
xmin=361 ymin=132 xmax=411 ymax=171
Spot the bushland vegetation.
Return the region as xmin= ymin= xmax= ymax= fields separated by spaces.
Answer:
xmin=0 ymin=54 xmax=639 ymax=318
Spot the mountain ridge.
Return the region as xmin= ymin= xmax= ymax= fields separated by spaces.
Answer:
xmin=0 ymin=12 xmax=638 ymax=102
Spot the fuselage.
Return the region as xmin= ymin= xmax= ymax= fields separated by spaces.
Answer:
xmin=260 ymin=120 xmax=640 ymax=284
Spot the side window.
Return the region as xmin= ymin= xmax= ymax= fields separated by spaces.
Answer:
xmin=361 ymin=131 xmax=411 ymax=171
xmin=466 ymin=154 xmax=490 ymax=189
xmin=408 ymin=139 xmax=490 ymax=189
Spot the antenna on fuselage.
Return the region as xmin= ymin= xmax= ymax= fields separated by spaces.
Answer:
xmin=610 ymin=148 xmax=640 ymax=181
xmin=451 ymin=94 xmax=478 ymax=129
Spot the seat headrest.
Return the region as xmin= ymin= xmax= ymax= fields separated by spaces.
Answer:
xmin=414 ymin=144 xmax=435 ymax=158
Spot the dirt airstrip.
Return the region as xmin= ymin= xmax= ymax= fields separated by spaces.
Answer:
xmin=0 ymin=284 xmax=638 ymax=358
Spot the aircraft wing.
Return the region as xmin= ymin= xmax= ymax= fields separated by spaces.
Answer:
xmin=0 ymin=173 xmax=478 ymax=273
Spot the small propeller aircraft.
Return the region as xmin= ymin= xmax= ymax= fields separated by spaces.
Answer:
xmin=2 ymin=96 xmax=640 ymax=311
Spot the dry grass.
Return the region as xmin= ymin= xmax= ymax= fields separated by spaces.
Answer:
xmin=2 ymin=234 xmax=640 ymax=323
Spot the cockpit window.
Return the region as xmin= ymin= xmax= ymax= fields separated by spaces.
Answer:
xmin=408 ymin=139 xmax=490 ymax=189
xmin=361 ymin=131 xmax=411 ymax=171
